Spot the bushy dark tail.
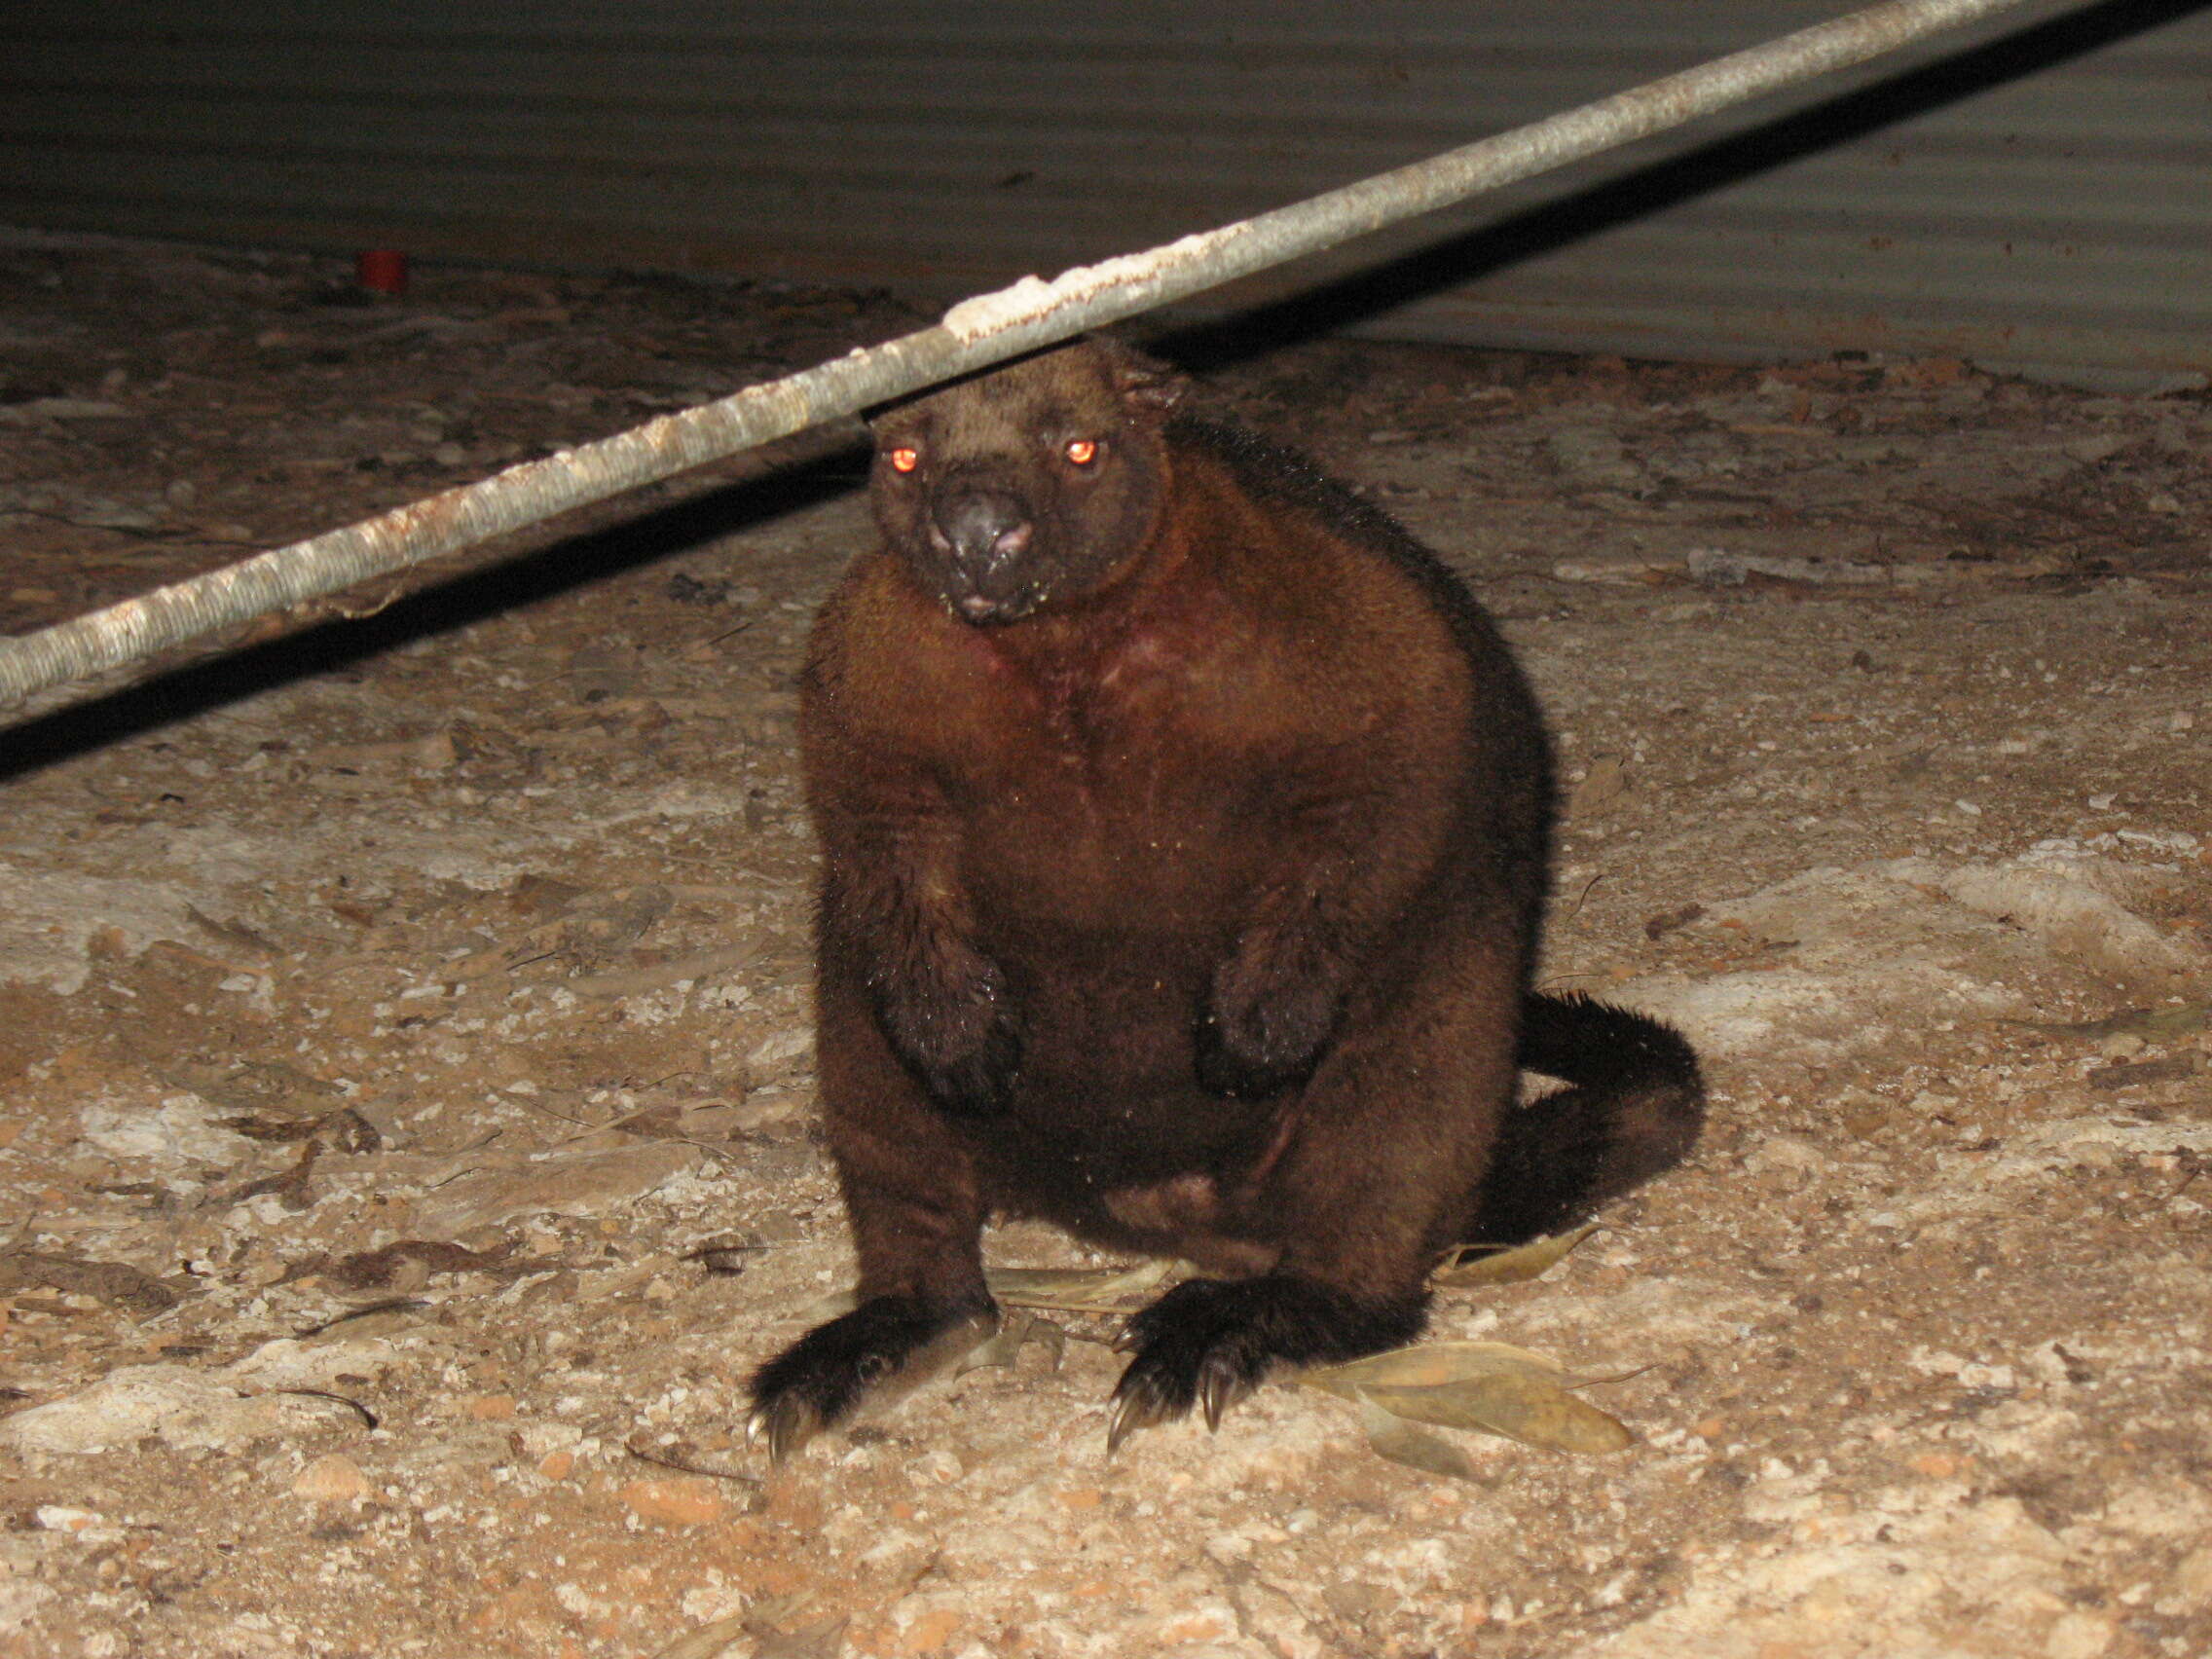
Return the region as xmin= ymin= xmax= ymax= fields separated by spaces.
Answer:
xmin=1468 ymin=991 xmax=1705 ymax=1245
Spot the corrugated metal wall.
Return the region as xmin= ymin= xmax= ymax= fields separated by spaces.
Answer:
xmin=3 ymin=1 xmax=2208 ymax=381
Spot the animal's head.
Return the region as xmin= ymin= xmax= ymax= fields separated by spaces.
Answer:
xmin=867 ymin=338 xmax=1185 ymax=625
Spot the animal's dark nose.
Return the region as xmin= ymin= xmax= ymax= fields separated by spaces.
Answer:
xmin=935 ymin=492 xmax=1034 ymax=570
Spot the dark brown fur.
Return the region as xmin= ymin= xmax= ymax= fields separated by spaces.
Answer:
xmin=747 ymin=339 xmax=1703 ymax=1458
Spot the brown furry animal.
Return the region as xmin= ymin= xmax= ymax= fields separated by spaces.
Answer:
xmin=747 ymin=338 xmax=1702 ymax=1458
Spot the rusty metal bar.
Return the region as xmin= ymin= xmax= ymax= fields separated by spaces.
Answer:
xmin=0 ymin=0 xmax=2038 ymax=719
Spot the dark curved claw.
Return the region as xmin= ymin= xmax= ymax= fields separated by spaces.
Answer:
xmin=1198 ymin=1354 xmax=1254 ymax=1432
xmin=747 ymin=1393 xmax=823 ymax=1465
xmin=1105 ymin=1368 xmax=1180 ymax=1456
xmin=1103 ymin=1274 xmax=1427 ymax=1453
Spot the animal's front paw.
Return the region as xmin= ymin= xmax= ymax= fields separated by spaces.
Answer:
xmin=1196 ymin=945 xmax=1343 ymax=1098
xmin=748 ymin=1294 xmax=995 ymax=1462
xmin=1105 ymin=1276 xmax=1425 ymax=1452
xmin=911 ymin=1004 xmax=1024 ymax=1116
xmin=877 ymin=956 xmax=1025 ymax=1115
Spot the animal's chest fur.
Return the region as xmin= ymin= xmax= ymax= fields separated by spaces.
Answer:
xmin=953 ymin=628 xmax=1271 ymax=942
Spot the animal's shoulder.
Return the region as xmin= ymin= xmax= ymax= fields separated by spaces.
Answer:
xmin=803 ymin=555 xmax=1003 ymax=752
xmin=1163 ymin=415 xmax=1506 ymax=670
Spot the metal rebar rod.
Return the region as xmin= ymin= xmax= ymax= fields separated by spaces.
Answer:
xmin=0 ymin=0 xmax=2036 ymax=719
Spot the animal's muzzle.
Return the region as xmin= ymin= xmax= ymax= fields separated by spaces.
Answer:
xmin=931 ymin=490 xmax=1036 ymax=619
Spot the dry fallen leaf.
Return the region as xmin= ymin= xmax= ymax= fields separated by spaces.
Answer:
xmin=1355 ymin=1394 xmax=1486 ymax=1482
xmin=648 ymin=1592 xmax=846 ymax=1659
xmin=645 ymin=1611 xmax=753 ymax=1659
xmin=1431 ymin=1223 xmax=1601 ymax=1286
xmin=320 ymin=1238 xmax=511 ymax=1290
xmin=1359 ymin=1375 xmax=1633 ymax=1455
xmin=985 ymin=1260 xmax=1174 ymax=1311
xmin=2012 ymin=1002 xmax=2209 ymax=1043
xmin=953 ymin=1309 xmax=1067 ymax=1377
xmin=682 ymin=1234 xmax=764 ymax=1276
xmin=1300 ymin=1340 xmax=1571 ymax=1395
xmin=1301 ymin=1339 xmax=1637 ymax=1457
xmin=0 ymin=1252 xmax=186 ymax=1316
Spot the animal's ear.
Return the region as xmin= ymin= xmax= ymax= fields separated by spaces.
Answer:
xmin=1094 ymin=337 xmax=1187 ymax=414
xmin=864 ymin=397 xmax=921 ymax=435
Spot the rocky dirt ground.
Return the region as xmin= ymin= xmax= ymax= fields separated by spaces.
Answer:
xmin=0 ymin=228 xmax=2207 ymax=1659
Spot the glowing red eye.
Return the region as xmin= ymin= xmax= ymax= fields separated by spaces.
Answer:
xmin=1064 ymin=438 xmax=1098 ymax=465
xmin=887 ymin=446 xmax=919 ymax=473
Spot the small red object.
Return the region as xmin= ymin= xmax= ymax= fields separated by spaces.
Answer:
xmin=355 ymin=248 xmax=408 ymax=295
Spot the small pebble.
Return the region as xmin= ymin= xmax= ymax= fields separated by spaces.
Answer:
xmin=2044 ymin=1610 xmax=2114 ymax=1659
xmin=291 ymin=1455 xmax=369 ymax=1503
xmin=618 ymin=1477 xmax=728 ymax=1527
xmin=2161 ymin=1542 xmax=2212 ymax=1612
xmin=34 ymin=1506 xmax=104 ymax=1533
xmin=914 ymin=1449 xmax=964 ymax=1485
xmin=2062 ymin=433 xmax=2129 ymax=465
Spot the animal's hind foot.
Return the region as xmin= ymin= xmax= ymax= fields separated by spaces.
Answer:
xmin=1106 ymin=1275 xmax=1424 ymax=1452
xmin=748 ymin=1293 xmax=995 ymax=1462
